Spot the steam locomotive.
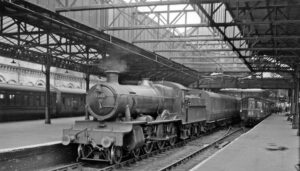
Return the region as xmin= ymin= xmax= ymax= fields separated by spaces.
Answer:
xmin=62 ymin=71 xmax=240 ymax=164
xmin=240 ymin=96 xmax=274 ymax=126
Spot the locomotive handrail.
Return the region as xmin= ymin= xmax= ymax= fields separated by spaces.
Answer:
xmin=73 ymin=128 xmax=88 ymax=138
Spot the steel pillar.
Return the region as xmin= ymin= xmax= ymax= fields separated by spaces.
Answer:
xmin=44 ymin=60 xmax=51 ymax=124
xmin=291 ymin=89 xmax=295 ymax=118
xmin=293 ymin=86 xmax=299 ymax=129
xmin=85 ymin=73 xmax=90 ymax=120
xmin=292 ymin=68 xmax=299 ymax=129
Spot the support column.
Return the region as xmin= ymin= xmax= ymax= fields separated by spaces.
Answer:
xmin=45 ymin=59 xmax=51 ymax=124
xmin=291 ymin=89 xmax=295 ymax=118
xmin=84 ymin=47 xmax=91 ymax=120
xmin=44 ymin=34 xmax=52 ymax=124
xmin=85 ymin=72 xmax=90 ymax=120
xmin=292 ymin=69 xmax=299 ymax=129
xmin=288 ymin=89 xmax=292 ymax=113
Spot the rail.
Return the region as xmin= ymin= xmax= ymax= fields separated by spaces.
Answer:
xmin=49 ymin=127 xmax=244 ymax=171
xmin=158 ymin=127 xmax=244 ymax=171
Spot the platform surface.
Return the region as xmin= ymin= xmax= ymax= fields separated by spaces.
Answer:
xmin=0 ymin=117 xmax=84 ymax=151
xmin=191 ymin=114 xmax=299 ymax=171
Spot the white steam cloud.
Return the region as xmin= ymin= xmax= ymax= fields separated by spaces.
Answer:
xmin=98 ymin=58 xmax=128 ymax=73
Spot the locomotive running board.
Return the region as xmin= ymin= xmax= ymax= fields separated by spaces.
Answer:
xmin=147 ymin=119 xmax=181 ymax=125
xmin=147 ymin=135 xmax=177 ymax=141
xmin=81 ymin=157 xmax=110 ymax=162
xmin=206 ymin=117 xmax=231 ymax=123
xmin=182 ymin=119 xmax=206 ymax=125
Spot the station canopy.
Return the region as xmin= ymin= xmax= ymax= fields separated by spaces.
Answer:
xmin=1 ymin=0 xmax=298 ymax=86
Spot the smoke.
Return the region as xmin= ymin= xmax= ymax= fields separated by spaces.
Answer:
xmin=98 ymin=58 xmax=128 ymax=73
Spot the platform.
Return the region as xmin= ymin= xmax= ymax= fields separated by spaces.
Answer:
xmin=0 ymin=116 xmax=84 ymax=152
xmin=191 ymin=113 xmax=299 ymax=171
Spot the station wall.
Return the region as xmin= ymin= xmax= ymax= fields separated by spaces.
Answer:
xmin=0 ymin=57 xmax=102 ymax=90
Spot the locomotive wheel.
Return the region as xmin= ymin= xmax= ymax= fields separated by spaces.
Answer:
xmin=111 ymin=146 xmax=123 ymax=164
xmin=105 ymin=148 xmax=112 ymax=163
xmin=77 ymin=145 xmax=83 ymax=161
xmin=143 ymin=141 xmax=153 ymax=154
xmin=194 ymin=125 xmax=198 ymax=136
xmin=168 ymin=123 xmax=177 ymax=146
xmin=156 ymin=141 xmax=165 ymax=150
xmin=169 ymin=137 xmax=177 ymax=146
xmin=81 ymin=144 xmax=94 ymax=158
xmin=132 ymin=148 xmax=141 ymax=158
xmin=197 ymin=125 xmax=202 ymax=136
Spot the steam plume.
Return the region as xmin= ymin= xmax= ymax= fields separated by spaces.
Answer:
xmin=98 ymin=58 xmax=128 ymax=73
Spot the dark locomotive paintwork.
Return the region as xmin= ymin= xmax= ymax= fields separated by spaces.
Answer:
xmin=86 ymin=75 xmax=177 ymax=121
xmin=0 ymin=83 xmax=86 ymax=122
xmin=62 ymin=71 xmax=241 ymax=164
xmin=188 ymin=89 xmax=240 ymax=123
xmin=240 ymin=96 xmax=274 ymax=126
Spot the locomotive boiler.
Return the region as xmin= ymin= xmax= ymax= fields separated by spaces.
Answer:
xmin=62 ymin=71 xmax=240 ymax=164
xmin=86 ymin=71 xmax=178 ymax=121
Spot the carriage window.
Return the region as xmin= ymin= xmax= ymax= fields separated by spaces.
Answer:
xmin=52 ymin=95 xmax=56 ymax=105
xmin=0 ymin=93 xmax=4 ymax=105
xmin=9 ymin=94 xmax=16 ymax=105
xmin=9 ymin=94 xmax=15 ymax=99
xmin=248 ymin=98 xmax=255 ymax=109
xmin=24 ymin=95 xmax=29 ymax=105
xmin=36 ymin=95 xmax=40 ymax=106
xmin=66 ymin=98 xmax=71 ymax=106
xmin=242 ymin=100 xmax=247 ymax=108
xmin=15 ymin=94 xmax=22 ymax=106
xmin=72 ymin=97 xmax=79 ymax=107
xmin=29 ymin=95 xmax=34 ymax=106
xmin=40 ymin=95 xmax=45 ymax=106
xmin=257 ymin=102 xmax=262 ymax=109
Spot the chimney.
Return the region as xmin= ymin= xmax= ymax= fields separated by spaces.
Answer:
xmin=105 ymin=70 xmax=119 ymax=83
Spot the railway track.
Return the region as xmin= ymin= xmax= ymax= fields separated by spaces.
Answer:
xmin=49 ymin=126 xmax=245 ymax=171
xmin=158 ymin=127 xmax=244 ymax=171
